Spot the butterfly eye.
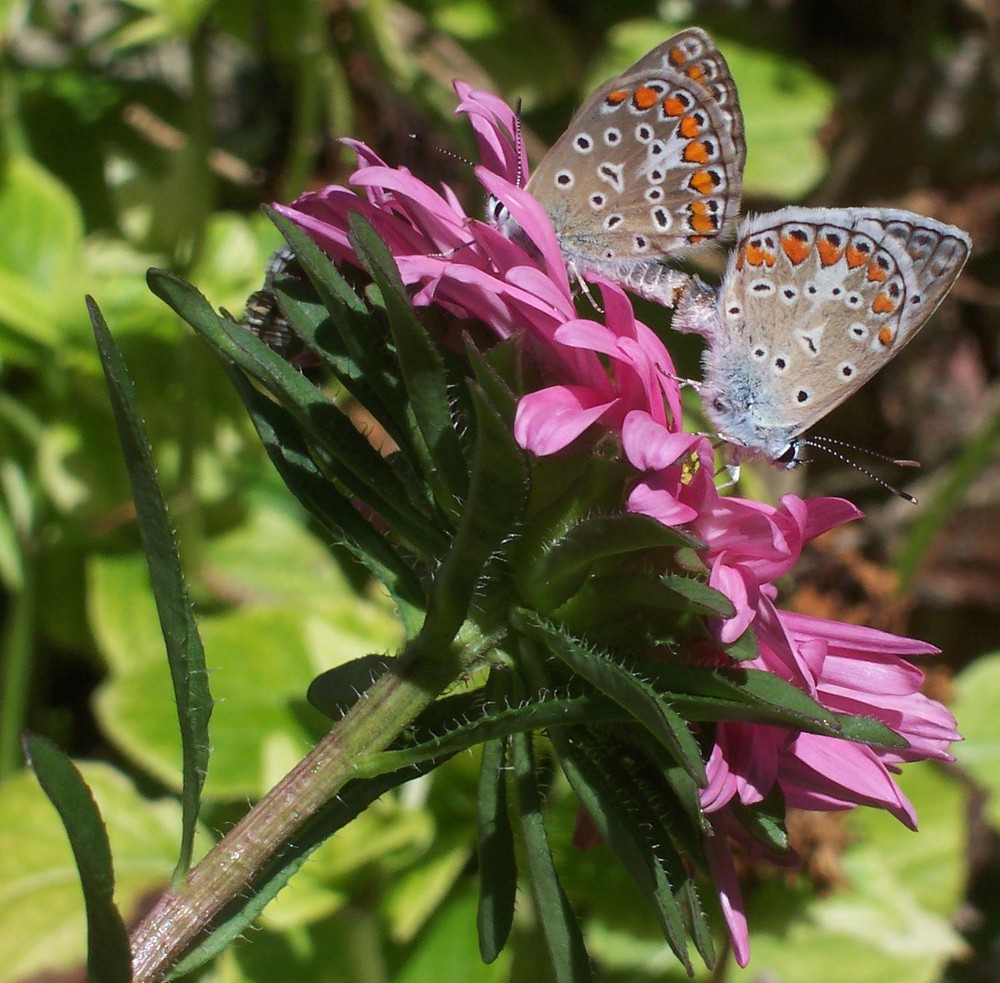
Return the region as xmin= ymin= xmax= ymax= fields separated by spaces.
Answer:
xmin=488 ymin=196 xmax=507 ymax=223
xmin=775 ymin=444 xmax=801 ymax=468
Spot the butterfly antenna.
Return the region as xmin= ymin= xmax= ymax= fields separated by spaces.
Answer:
xmin=800 ymin=438 xmax=918 ymax=504
xmin=513 ymin=97 xmax=525 ymax=189
xmin=408 ymin=133 xmax=477 ymax=169
xmin=805 ymin=433 xmax=920 ymax=468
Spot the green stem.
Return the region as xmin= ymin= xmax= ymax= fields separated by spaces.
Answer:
xmin=0 ymin=552 xmax=34 ymax=778
xmin=129 ymin=636 xmax=467 ymax=982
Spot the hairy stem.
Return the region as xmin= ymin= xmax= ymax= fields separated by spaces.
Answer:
xmin=130 ymin=641 xmax=461 ymax=981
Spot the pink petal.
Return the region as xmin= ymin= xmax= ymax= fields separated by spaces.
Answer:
xmin=621 ymin=411 xmax=700 ymax=471
xmin=704 ymin=821 xmax=751 ymax=967
xmin=514 ymin=387 xmax=617 ymax=455
xmin=782 ymin=736 xmax=917 ymax=829
xmin=627 ymin=479 xmax=700 ymax=527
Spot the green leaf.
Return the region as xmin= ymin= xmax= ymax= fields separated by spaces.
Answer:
xmin=724 ymin=624 xmax=760 ymax=662
xmin=648 ymin=665 xmax=849 ymax=739
xmin=553 ymin=730 xmax=699 ymax=973
xmin=511 ymin=729 xmax=593 ymax=983
xmin=418 ymin=385 xmax=527 ymax=654
xmin=360 ymin=690 xmax=627 ymax=778
xmin=350 ymin=213 xmax=470 ymax=516
xmin=514 ymin=611 xmax=706 ymax=784
xmin=89 ymin=296 xmax=210 ymax=879
xmin=146 ymin=269 xmax=448 ymax=558
xmin=659 ymin=575 xmax=736 ymax=618
xmin=523 ymin=512 xmax=703 ymax=613
xmin=0 ymin=761 xmax=212 ymax=981
xmin=0 ymin=156 xmax=83 ymax=352
xmin=226 ymin=363 xmax=425 ymax=636
xmin=476 ymin=670 xmax=517 ymax=963
xmin=22 ymin=736 xmax=132 ymax=983
xmin=307 ymin=655 xmax=394 ymax=721
xmin=465 ymin=336 xmax=519 ymax=427
xmin=267 ymin=208 xmax=413 ymax=439
xmin=271 ymin=278 xmax=423 ymax=475
xmin=731 ymin=786 xmax=790 ymax=855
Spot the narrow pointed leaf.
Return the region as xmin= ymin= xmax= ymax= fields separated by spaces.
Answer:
xmin=524 ymin=513 xmax=703 ymax=612
xmin=267 ymin=208 xmax=413 ymax=439
xmin=834 ymin=712 xmax=906 ymax=749
xmin=649 ymin=665 xmax=845 ymax=736
xmin=418 ymin=385 xmax=527 ymax=653
xmin=725 ymin=624 xmax=760 ymax=662
xmin=350 ymin=214 xmax=469 ymax=515
xmin=732 ymin=787 xmax=790 ymax=855
xmin=89 ymin=296 xmax=209 ymax=878
xmin=465 ymin=336 xmax=518 ymax=426
xmin=514 ymin=610 xmax=706 ymax=785
xmin=357 ymin=691 xmax=628 ymax=777
xmin=511 ymin=730 xmax=593 ymax=983
xmin=271 ymin=279 xmax=417 ymax=464
xmin=225 ymin=364 xmax=425 ymax=636
xmin=307 ymin=655 xmax=394 ymax=720
xmin=476 ymin=670 xmax=517 ymax=962
xmin=659 ymin=574 xmax=736 ymax=618
xmin=23 ymin=735 xmax=132 ymax=983
xmin=147 ymin=269 xmax=447 ymax=557
xmin=553 ymin=730 xmax=695 ymax=972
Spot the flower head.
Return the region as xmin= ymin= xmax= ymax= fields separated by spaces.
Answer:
xmin=275 ymin=82 xmax=959 ymax=973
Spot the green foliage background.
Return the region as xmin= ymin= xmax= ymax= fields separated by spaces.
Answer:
xmin=1 ymin=1 xmax=998 ymax=980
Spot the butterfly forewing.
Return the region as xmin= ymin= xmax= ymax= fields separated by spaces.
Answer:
xmin=523 ymin=29 xmax=745 ymax=278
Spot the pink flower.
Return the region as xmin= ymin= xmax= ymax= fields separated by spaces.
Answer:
xmin=698 ymin=600 xmax=958 ymax=965
xmin=274 ymin=82 xmax=960 ymax=973
xmin=514 ymin=281 xmax=686 ymax=456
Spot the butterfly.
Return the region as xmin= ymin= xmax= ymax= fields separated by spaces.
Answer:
xmin=673 ymin=206 xmax=971 ymax=479
xmin=491 ymin=27 xmax=745 ymax=307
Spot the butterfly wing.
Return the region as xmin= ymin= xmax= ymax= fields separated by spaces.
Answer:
xmin=701 ymin=206 xmax=970 ymax=459
xmin=525 ymin=29 xmax=745 ymax=276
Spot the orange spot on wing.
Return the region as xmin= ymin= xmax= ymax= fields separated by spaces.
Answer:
xmin=745 ymin=242 xmax=776 ymax=267
xmin=817 ymin=237 xmax=844 ymax=266
xmin=872 ymin=294 xmax=897 ymax=315
xmin=866 ymin=260 xmax=888 ymax=282
xmin=877 ymin=326 xmax=894 ymax=345
xmin=678 ymin=114 xmax=701 ymax=139
xmin=736 ymin=246 xmax=746 ymax=270
xmin=688 ymin=234 xmax=707 ymax=244
xmin=662 ymin=97 xmax=686 ymax=116
xmin=687 ymin=64 xmax=705 ymax=84
xmin=781 ymin=234 xmax=811 ymax=266
xmin=605 ymin=90 xmax=628 ymax=106
xmin=668 ymin=46 xmax=686 ymax=67
xmin=689 ymin=201 xmax=719 ymax=233
xmin=682 ymin=141 xmax=711 ymax=164
xmin=845 ymin=242 xmax=871 ymax=268
xmin=688 ymin=170 xmax=718 ymax=195
xmin=633 ymin=87 xmax=658 ymax=111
